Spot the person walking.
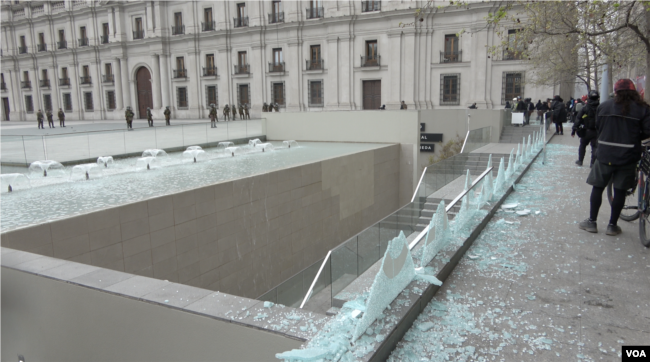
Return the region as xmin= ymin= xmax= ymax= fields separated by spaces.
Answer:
xmin=146 ymin=107 xmax=153 ymax=127
xmin=400 ymin=101 xmax=407 ymax=110
xmin=209 ymin=104 xmax=218 ymax=128
xmin=164 ymin=106 xmax=171 ymax=126
xmin=244 ymin=104 xmax=250 ymax=119
xmin=579 ymin=79 xmax=650 ymax=235
xmin=57 ymin=108 xmax=66 ymax=127
xmin=571 ymin=90 xmax=600 ymax=167
xmin=36 ymin=109 xmax=44 ymax=129
xmin=551 ymin=95 xmax=566 ymax=135
xmin=46 ymin=109 xmax=55 ymax=128
xmin=125 ymin=106 xmax=134 ymax=130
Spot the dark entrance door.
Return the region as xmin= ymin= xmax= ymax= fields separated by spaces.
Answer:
xmin=2 ymin=97 xmax=10 ymax=121
xmin=363 ymin=80 xmax=381 ymax=110
xmin=136 ymin=67 xmax=153 ymax=119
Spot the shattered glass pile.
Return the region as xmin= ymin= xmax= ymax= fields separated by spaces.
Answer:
xmin=276 ymin=131 xmax=546 ymax=361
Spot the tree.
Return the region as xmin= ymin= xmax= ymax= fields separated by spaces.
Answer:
xmin=409 ymin=1 xmax=650 ymax=101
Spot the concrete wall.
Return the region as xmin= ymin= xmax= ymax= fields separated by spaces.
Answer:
xmin=265 ymin=109 xmax=419 ymax=205
xmin=1 ymin=267 xmax=301 ymax=362
xmin=416 ymin=109 xmax=507 ymax=172
xmin=1 ymin=144 xmax=400 ymax=299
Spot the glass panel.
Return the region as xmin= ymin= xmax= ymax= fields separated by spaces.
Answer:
xmin=1 ymin=136 xmax=28 ymax=165
xmin=88 ymin=130 xmax=125 ymax=158
xmin=357 ymin=223 xmax=380 ymax=275
xmin=124 ymin=127 xmax=156 ymax=154
xmin=44 ymin=133 xmax=91 ymax=162
xmin=330 ymin=237 xmax=358 ymax=304
xmin=182 ymin=123 xmax=208 ymax=147
xmin=154 ymin=124 xmax=185 ymax=149
xmin=276 ymin=272 xmax=304 ymax=308
xmin=23 ymin=136 xmax=46 ymax=164
xmin=461 ymin=126 xmax=492 ymax=154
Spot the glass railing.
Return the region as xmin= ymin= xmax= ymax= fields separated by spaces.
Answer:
xmin=461 ymin=126 xmax=491 ymax=153
xmin=0 ymin=119 xmax=266 ymax=166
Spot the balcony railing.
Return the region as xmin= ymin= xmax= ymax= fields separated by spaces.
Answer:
xmin=0 ymin=82 xmax=6 ymax=90
xmin=203 ymin=66 xmax=218 ymax=76
xmin=59 ymin=77 xmax=71 ymax=86
xmin=38 ymin=44 xmax=47 ymax=52
xmin=268 ymin=12 xmax=284 ymax=24
xmin=233 ymin=16 xmax=249 ymax=28
xmin=202 ymin=21 xmax=215 ymax=32
xmin=306 ymin=7 xmax=324 ymax=19
xmin=103 ymin=74 xmax=114 ymax=83
xmin=133 ymin=30 xmax=144 ymax=39
xmin=234 ymin=64 xmax=249 ymax=75
xmin=173 ymin=69 xmax=187 ymax=78
xmin=361 ymin=1 xmax=381 ymax=12
xmin=503 ymin=50 xmax=524 ymax=60
xmin=101 ymin=35 xmax=109 ymax=44
xmin=18 ymin=46 xmax=28 ymax=54
xmin=21 ymin=81 xmax=31 ymax=89
xmin=361 ymin=55 xmax=381 ymax=67
xmin=440 ymin=50 xmax=462 ymax=63
xmin=57 ymin=41 xmax=67 ymax=49
xmin=40 ymin=79 xmax=50 ymax=87
xmin=172 ymin=25 xmax=185 ymax=35
xmin=268 ymin=62 xmax=285 ymax=73
xmin=78 ymin=37 xmax=89 ymax=47
xmin=306 ymin=59 xmax=324 ymax=70
xmin=79 ymin=76 xmax=92 ymax=85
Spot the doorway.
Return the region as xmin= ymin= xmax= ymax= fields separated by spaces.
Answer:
xmin=136 ymin=67 xmax=153 ymax=119
xmin=2 ymin=97 xmax=9 ymax=121
xmin=362 ymin=80 xmax=381 ymax=110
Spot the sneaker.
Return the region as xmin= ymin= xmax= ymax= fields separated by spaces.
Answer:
xmin=606 ymin=224 xmax=622 ymax=236
xmin=575 ymin=160 xmax=583 ymax=166
xmin=579 ymin=219 xmax=598 ymax=233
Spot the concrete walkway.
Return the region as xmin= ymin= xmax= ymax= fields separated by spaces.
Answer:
xmin=390 ymin=132 xmax=650 ymax=361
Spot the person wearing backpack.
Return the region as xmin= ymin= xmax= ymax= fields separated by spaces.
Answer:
xmin=571 ymin=90 xmax=600 ymax=166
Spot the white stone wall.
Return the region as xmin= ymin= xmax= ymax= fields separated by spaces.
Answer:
xmin=0 ymin=1 xmax=555 ymax=122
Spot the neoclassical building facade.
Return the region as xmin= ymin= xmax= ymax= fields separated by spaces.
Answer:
xmin=0 ymin=0 xmax=555 ymax=122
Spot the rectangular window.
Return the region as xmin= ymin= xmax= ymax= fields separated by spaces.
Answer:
xmin=204 ymin=8 xmax=213 ymax=23
xmin=173 ymin=12 xmax=184 ymax=34
xmin=310 ymin=45 xmax=321 ymax=62
xmin=106 ymin=90 xmax=116 ymax=110
xmin=505 ymin=29 xmax=524 ymax=60
xmin=82 ymin=65 xmax=89 ymax=77
xmin=270 ymin=1 xmax=283 ymax=23
xmin=105 ymin=63 xmax=112 ymax=76
xmin=63 ymin=93 xmax=72 ymax=111
xmin=237 ymin=3 xmax=246 ymax=19
xmin=19 ymin=35 xmax=27 ymax=53
xmin=134 ymin=17 xmax=144 ymax=39
xmin=25 ymin=95 xmax=34 ymax=113
xmin=43 ymin=94 xmax=52 ymax=111
xmin=38 ymin=33 xmax=46 ymax=51
xmin=20 ymin=35 xmax=26 ymax=47
xmin=23 ymin=71 xmax=29 ymax=82
xmin=362 ymin=1 xmax=380 ymax=12
xmin=364 ymin=40 xmax=378 ymax=66
xmin=177 ymin=87 xmax=188 ymax=108
xmin=103 ymin=23 xmax=109 ymax=37
xmin=204 ymin=54 xmax=216 ymax=76
xmin=84 ymin=92 xmax=93 ymax=111
xmin=503 ymin=72 xmax=523 ymax=104
xmin=237 ymin=83 xmax=250 ymax=106
xmin=308 ymin=80 xmax=323 ymax=107
xmin=41 ymin=69 xmax=48 ymax=80
xmin=135 ymin=18 xmax=143 ymax=31
xmin=308 ymin=45 xmax=322 ymax=70
xmin=80 ymin=26 xmax=86 ymax=39
xmin=176 ymin=57 xmax=185 ymax=77
xmin=61 ymin=67 xmax=68 ymax=79
xmin=442 ymin=34 xmax=461 ymax=62
xmin=440 ymin=74 xmax=460 ymax=105
xmin=271 ymin=82 xmax=285 ymax=106
xmin=206 ymin=85 xmax=217 ymax=108
xmin=271 ymin=48 xmax=283 ymax=72
xmin=58 ymin=29 xmax=65 ymax=42
xmin=238 ymin=51 xmax=247 ymax=67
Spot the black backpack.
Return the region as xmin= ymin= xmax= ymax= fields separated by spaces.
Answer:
xmin=582 ymin=104 xmax=597 ymax=130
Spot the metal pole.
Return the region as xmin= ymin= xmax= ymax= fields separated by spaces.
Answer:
xmin=542 ymin=114 xmax=547 ymax=165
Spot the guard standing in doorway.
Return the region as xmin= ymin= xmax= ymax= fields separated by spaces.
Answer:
xmin=46 ymin=109 xmax=55 ymax=128
xmin=58 ymin=108 xmax=66 ymax=127
xmin=164 ymin=106 xmax=171 ymax=126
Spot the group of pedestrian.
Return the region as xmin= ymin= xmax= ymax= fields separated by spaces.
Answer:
xmin=36 ymin=108 xmax=66 ymax=129
xmin=506 ymin=96 xmax=537 ymax=125
xmin=262 ymin=102 xmax=280 ymax=112
xmin=222 ymin=104 xmax=251 ymax=121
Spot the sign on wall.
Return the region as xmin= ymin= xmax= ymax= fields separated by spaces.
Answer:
xmin=420 ymin=133 xmax=443 ymax=142
xmin=420 ymin=144 xmax=435 ymax=152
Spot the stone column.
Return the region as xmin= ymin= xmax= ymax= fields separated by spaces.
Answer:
xmin=91 ymin=60 xmax=103 ymax=119
xmin=338 ymin=36 xmax=352 ymax=109
xmin=325 ymin=36 xmax=339 ymax=109
xmin=388 ymin=31 xmax=402 ymax=108
xmin=151 ymin=54 xmax=162 ymax=111
xmin=120 ymin=57 xmax=132 ymax=109
xmin=114 ymin=58 xmax=124 ymax=110
xmin=159 ymin=54 xmax=170 ymax=109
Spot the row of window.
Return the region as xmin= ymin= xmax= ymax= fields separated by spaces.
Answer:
xmin=5 ymin=64 xmax=114 ymax=90
xmin=23 ymin=91 xmax=115 ymax=113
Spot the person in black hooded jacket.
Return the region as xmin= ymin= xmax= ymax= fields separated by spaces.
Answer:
xmin=571 ymin=90 xmax=600 ymax=167
xmin=551 ymin=95 xmax=566 ymax=135
xmin=579 ymin=79 xmax=650 ymax=236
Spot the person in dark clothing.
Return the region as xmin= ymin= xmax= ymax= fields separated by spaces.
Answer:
xmin=468 ymin=103 xmax=477 ymax=109
xmin=571 ymin=90 xmax=600 ymax=167
xmin=125 ymin=106 xmax=134 ymax=130
xmin=504 ymin=101 xmax=511 ymax=109
xmin=209 ymin=104 xmax=218 ymax=128
xmin=526 ymin=98 xmax=535 ymax=125
xmin=379 ymin=104 xmax=386 ymax=110
xmin=46 ymin=110 xmax=55 ymax=128
xmin=515 ymin=97 xmax=527 ymax=112
xmin=146 ymin=107 xmax=153 ymax=127
xmin=551 ymin=95 xmax=566 ymax=135
xmin=400 ymin=101 xmax=407 ymax=110
xmin=58 ymin=108 xmax=66 ymax=127
xmin=579 ymin=79 xmax=650 ymax=235
xmin=535 ymin=100 xmax=543 ymax=121
xmin=37 ymin=109 xmax=44 ymax=129
xmin=164 ymin=106 xmax=171 ymax=126
xmin=244 ymin=104 xmax=250 ymax=119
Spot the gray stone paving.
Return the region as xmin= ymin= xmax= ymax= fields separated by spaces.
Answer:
xmin=390 ymin=132 xmax=650 ymax=361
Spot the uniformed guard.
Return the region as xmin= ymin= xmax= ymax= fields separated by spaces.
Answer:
xmin=274 ymin=102 xmax=280 ymax=112
xmin=46 ymin=109 xmax=55 ymax=128
xmin=232 ymin=104 xmax=238 ymax=120
xmin=58 ymin=108 xmax=66 ymax=127
xmin=209 ymin=104 xmax=218 ymax=128
xmin=223 ymin=104 xmax=230 ymax=121
xmin=263 ymin=102 xmax=268 ymax=112
xmin=164 ymin=106 xmax=171 ymax=126
xmin=238 ymin=104 xmax=245 ymax=119
xmin=146 ymin=107 xmax=153 ymax=127
xmin=244 ymin=104 xmax=250 ymax=119
xmin=36 ymin=109 xmax=44 ymax=129
xmin=125 ymin=106 xmax=134 ymax=130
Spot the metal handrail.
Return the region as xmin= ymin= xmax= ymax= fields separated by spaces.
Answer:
xmin=408 ymin=166 xmax=493 ymax=250
xmin=410 ymin=166 xmax=428 ymax=203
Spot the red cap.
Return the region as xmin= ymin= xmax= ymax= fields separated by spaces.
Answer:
xmin=614 ymin=79 xmax=636 ymax=92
